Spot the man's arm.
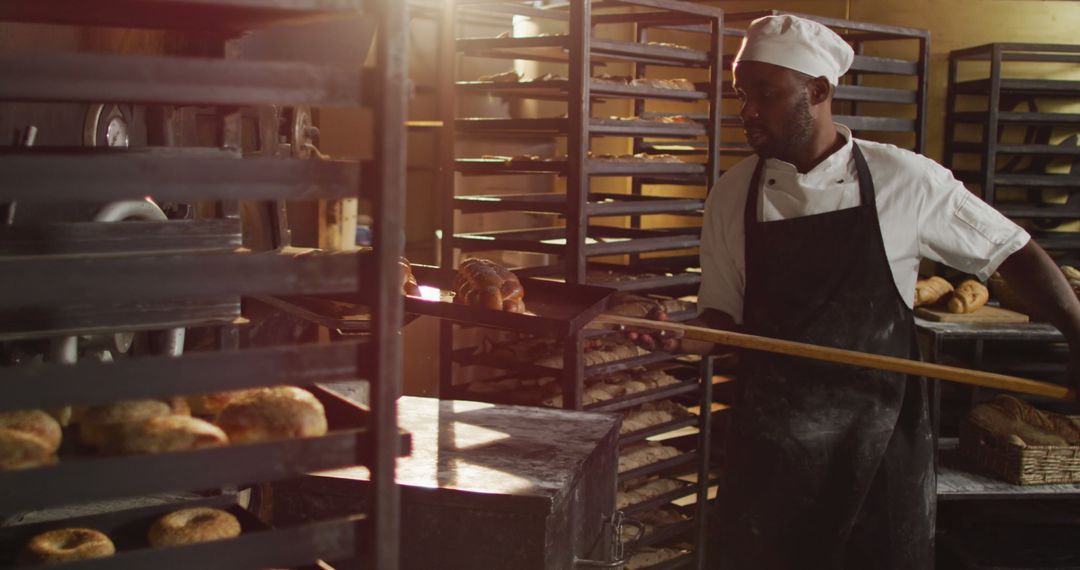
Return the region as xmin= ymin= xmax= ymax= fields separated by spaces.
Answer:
xmin=996 ymin=240 xmax=1080 ymax=394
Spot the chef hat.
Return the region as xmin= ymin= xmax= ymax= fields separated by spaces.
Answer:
xmin=734 ymin=15 xmax=854 ymax=85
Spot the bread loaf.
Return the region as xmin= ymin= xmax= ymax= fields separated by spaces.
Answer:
xmin=948 ymin=279 xmax=989 ymax=314
xmin=453 ymin=258 xmax=525 ymax=313
xmin=915 ymin=276 xmax=953 ymax=307
xmin=968 ymin=395 xmax=1080 ymax=446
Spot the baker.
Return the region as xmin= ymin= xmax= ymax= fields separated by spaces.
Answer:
xmin=691 ymin=14 xmax=1080 ymax=569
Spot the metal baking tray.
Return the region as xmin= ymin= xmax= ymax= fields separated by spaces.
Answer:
xmin=457 ymin=79 xmax=708 ymax=102
xmin=0 ymin=495 xmax=357 ymax=570
xmin=455 ymin=157 xmax=707 ymax=177
xmin=0 ymin=386 xmax=410 ymax=515
xmin=452 ymin=226 xmax=700 ymax=258
xmin=404 ymin=265 xmax=613 ymax=338
xmin=454 ymin=192 xmax=703 ymax=217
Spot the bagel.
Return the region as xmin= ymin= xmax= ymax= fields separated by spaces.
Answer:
xmin=0 ymin=428 xmax=55 ymax=470
xmin=20 ymin=528 xmax=115 ymax=563
xmin=214 ymin=387 xmax=328 ymax=444
xmin=147 ymin=507 xmax=241 ymax=548
xmin=102 ymin=415 xmax=228 ymax=455
xmin=79 ymin=400 xmax=179 ymax=448
xmin=0 ymin=409 xmax=62 ymax=453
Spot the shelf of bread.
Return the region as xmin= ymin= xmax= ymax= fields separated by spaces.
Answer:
xmin=622 ymin=509 xmax=695 ymax=555
xmin=953 ymin=78 xmax=1080 ymax=97
xmin=619 ymin=400 xmax=698 ymax=445
xmin=455 ymin=155 xmax=707 ymax=176
xmin=618 ymin=447 xmax=698 ymax=483
xmin=455 ymin=117 xmax=706 ymax=138
xmin=0 ymin=341 xmax=370 ymax=412
xmin=457 ymin=36 xmax=709 ymax=67
xmin=454 ymin=192 xmax=704 ymax=217
xmin=0 ymin=148 xmax=361 ymax=204
xmin=625 ymin=547 xmax=694 ymax=570
xmin=453 ymin=226 xmax=700 ymax=257
xmin=0 ymin=385 xmax=410 ymax=515
xmin=0 ymin=0 xmax=366 ymax=33
xmin=618 ymin=478 xmax=696 ymax=515
xmin=0 ymin=53 xmax=364 ymax=107
xmin=0 ymin=494 xmax=354 ymax=569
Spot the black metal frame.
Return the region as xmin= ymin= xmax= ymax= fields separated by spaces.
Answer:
xmin=943 ymin=43 xmax=1080 ymax=243
xmin=431 ymin=2 xmax=723 ymax=566
xmin=0 ymin=0 xmax=407 ymax=568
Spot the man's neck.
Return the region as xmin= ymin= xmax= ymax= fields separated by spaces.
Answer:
xmin=788 ymin=124 xmax=845 ymax=174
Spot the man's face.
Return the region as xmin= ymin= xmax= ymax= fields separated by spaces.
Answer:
xmin=732 ymin=61 xmax=819 ymax=162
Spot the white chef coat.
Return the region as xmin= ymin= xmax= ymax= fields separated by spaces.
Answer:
xmin=699 ymin=125 xmax=1031 ymax=324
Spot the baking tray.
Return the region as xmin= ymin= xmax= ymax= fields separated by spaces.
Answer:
xmin=404 ymin=265 xmax=614 ymax=337
xmin=0 ymin=386 xmax=410 ymax=515
xmin=620 ymin=483 xmax=698 ymax=517
xmin=251 ymin=294 xmax=421 ymax=334
xmin=618 ymin=452 xmax=699 ymax=484
xmin=0 ymin=495 xmax=358 ymax=570
xmin=455 ymin=158 xmax=707 ymax=177
xmin=456 ymin=36 xmax=709 ymax=67
xmin=455 ymin=118 xmax=705 ymax=138
xmin=454 ymin=192 xmax=703 ymax=217
xmin=452 ymin=346 xmax=675 ymax=380
xmin=452 ymin=226 xmax=700 ymax=258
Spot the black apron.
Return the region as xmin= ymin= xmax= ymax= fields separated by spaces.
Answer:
xmin=717 ymin=143 xmax=935 ymax=569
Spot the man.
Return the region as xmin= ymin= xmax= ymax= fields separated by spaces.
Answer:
xmin=692 ymin=14 xmax=1080 ymax=569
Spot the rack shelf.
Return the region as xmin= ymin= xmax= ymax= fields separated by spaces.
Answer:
xmin=944 ymin=43 xmax=1080 ymax=255
xmin=0 ymin=53 xmax=364 ymax=107
xmin=0 ymin=149 xmax=362 ymax=204
xmin=0 ymin=0 xmax=365 ymax=33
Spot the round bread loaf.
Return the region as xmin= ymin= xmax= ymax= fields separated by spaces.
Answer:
xmin=214 ymin=387 xmax=328 ymax=444
xmin=103 ymin=415 xmax=229 ymax=455
xmin=0 ymin=409 xmax=62 ymax=453
xmin=0 ymin=428 xmax=55 ymax=470
xmin=21 ymin=528 xmax=115 ymax=563
xmin=147 ymin=507 xmax=241 ymax=548
xmin=453 ymin=258 xmax=525 ymax=313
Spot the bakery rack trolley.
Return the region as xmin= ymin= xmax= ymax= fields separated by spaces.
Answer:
xmin=943 ymin=43 xmax=1080 ymax=259
xmin=0 ymin=1 xmax=409 ymax=569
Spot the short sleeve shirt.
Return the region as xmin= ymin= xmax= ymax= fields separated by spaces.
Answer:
xmin=698 ymin=125 xmax=1031 ymax=324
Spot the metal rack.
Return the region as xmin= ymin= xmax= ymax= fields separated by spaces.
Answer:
xmin=944 ymin=43 xmax=1080 ymax=254
xmin=0 ymin=1 xmax=407 ymax=568
xmin=430 ymin=3 xmax=723 ymax=566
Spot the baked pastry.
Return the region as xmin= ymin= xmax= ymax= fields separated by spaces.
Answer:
xmin=621 ymin=401 xmax=690 ymax=435
xmin=79 ymin=400 xmax=174 ymax=448
xmin=618 ymin=443 xmax=681 ymax=473
xmin=214 ymin=386 xmax=328 ymax=444
xmin=453 ymin=258 xmax=526 ymax=313
xmin=968 ymin=395 xmax=1080 ymax=446
xmin=21 ymin=528 xmax=115 ymax=564
xmin=626 ymin=548 xmax=687 ymax=569
xmin=914 ymin=276 xmax=953 ymax=307
xmin=187 ymin=390 xmax=255 ymax=417
xmin=148 ymin=507 xmax=242 ymax=548
xmin=0 ymin=428 xmax=55 ymax=470
xmin=103 ymin=415 xmax=228 ymax=455
xmin=0 ymin=409 xmax=62 ymax=453
xmin=948 ymin=279 xmax=989 ymax=314
xmin=616 ymin=478 xmax=683 ymax=509
xmin=400 ymin=257 xmax=421 ymax=296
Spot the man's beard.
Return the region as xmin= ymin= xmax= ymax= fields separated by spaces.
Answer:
xmin=750 ymin=93 xmax=815 ymax=162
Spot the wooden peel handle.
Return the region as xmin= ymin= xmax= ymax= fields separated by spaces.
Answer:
xmin=595 ymin=314 xmax=1077 ymax=401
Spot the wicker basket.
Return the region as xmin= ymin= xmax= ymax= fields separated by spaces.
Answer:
xmin=958 ymin=419 xmax=1080 ymax=485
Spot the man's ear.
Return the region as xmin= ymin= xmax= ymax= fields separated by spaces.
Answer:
xmin=807 ymin=76 xmax=832 ymax=106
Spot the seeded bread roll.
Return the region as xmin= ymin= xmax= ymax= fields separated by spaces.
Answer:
xmin=79 ymin=400 xmax=174 ymax=449
xmin=0 ymin=409 xmax=62 ymax=453
xmin=0 ymin=428 xmax=55 ymax=470
xmin=21 ymin=528 xmax=114 ymax=564
xmin=148 ymin=508 xmax=241 ymax=548
xmin=214 ymin=387 xmax=328 ymax=444
xmin=103 ymin=415 xmax=228 ymax=454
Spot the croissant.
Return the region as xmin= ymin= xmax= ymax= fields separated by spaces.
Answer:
xmin=947 ymin=279 xmax=988 ymax=314
xmin=914 ymin=276 xmax=953 ymax=307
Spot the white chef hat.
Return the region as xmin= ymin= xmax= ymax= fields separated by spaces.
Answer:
xmin=734 ymin=15 xmax=854 ymax=85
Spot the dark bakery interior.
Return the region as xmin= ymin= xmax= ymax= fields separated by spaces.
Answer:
xmin=2 ymin=1 xmax=1080 ymax=569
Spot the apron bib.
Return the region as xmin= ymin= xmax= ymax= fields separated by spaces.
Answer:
xmin=717 ymin=143 xmax=935 ymax=569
